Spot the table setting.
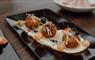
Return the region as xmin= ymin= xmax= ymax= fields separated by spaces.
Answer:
xmin=1 ymin=0 xmax=95 ymax=60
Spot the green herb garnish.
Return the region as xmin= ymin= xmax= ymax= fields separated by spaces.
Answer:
xmin=41 ymin=27 xmax=46 ymax=32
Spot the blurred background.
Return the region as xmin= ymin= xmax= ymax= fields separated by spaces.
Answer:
xmin=0 ymin=0 xmax=60 ymax=16
xmin=0 ymin=0 xmax=13 ymax=15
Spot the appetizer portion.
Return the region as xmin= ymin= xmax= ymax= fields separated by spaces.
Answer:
xmin=15 ymin=14 xmax=90 ymax=54
xmin=16 ymin=14 xmax=41 ymax=31
xmin=25 ymin=14 xmax=40 ymax=29
xmin=63 ymin=35 xmax=79 ymax=48
xmin=62 ymin=27 xmax=81 ymax=48
xmin=41 ymin=22 xmax=57 ymax=38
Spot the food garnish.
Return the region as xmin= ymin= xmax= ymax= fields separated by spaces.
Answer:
xmin=41 ymin=22 xmax=57 ymax=38
xmin=16 ymin=20 xmax=25 ymax=27
xmin=34 ymin=32 xmax=43 ymax=40
xmin=57 ymin=43 xmax=65 ymax=51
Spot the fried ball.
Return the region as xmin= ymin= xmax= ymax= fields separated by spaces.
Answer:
xmin=41 ymin=24 xmax=56 ymax=38
xmin=66 ymin=35 xmax=79 ymax=48
xmin=25 ymin=15 xmax=39 ymax=29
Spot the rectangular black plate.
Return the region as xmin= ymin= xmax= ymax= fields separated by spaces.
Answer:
xmin=5 ymin=9 xmax=95 ymax=60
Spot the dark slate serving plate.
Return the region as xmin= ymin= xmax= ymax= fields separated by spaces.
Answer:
xmin=5 ymin=9 xmax=95 ymax=60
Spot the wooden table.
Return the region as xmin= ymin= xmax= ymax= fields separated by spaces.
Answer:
xmin=0 ymin=0 xmax=95 ymax=60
